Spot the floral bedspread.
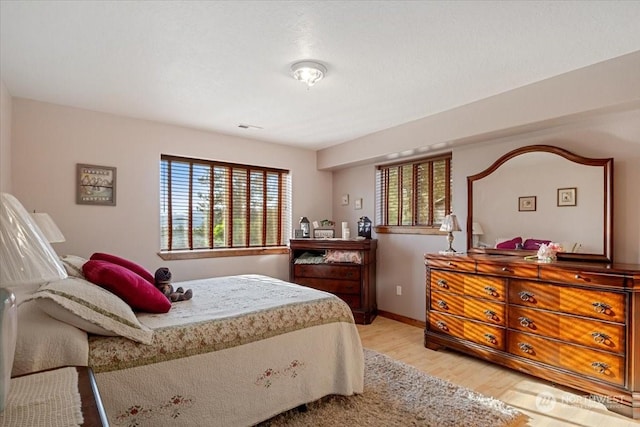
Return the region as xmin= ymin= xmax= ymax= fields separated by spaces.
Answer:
xmin=89 ymin=274 xmax=355 ymax=373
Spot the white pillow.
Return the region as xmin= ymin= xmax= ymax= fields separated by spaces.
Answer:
xmin=25 ymin=277 xmax=154 ymax=345
xmin=13 ymin=300 xmax=89 ymax=376
xmin=60 ymin=254 xmax=87 ymax=278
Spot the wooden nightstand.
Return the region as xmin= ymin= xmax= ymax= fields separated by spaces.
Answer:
xmin=2 ymin=366 xmax=108 ymax=426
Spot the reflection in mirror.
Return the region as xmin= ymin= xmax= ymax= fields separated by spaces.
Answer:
xmin=467 ymin=145 xmax=613 ymax=262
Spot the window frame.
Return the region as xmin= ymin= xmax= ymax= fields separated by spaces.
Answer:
xmin=158 ymin=154 xmax=290 ymax=260
xmin=374 ymin=153 xmax=452 ymax=235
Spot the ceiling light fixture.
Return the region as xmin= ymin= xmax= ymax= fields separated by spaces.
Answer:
xmin=291 ymin=61 xmax=327 ymax=87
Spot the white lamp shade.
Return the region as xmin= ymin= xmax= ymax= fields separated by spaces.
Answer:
xmin=439 ymin=214 xmax=461 ymax=232
xmin=472 ymin=222 xmax=484 ymax=235
xmin=30 ymin=213 xmax=65 ymax=243
xmin=0 ymin=193 xmax=67 ymax=287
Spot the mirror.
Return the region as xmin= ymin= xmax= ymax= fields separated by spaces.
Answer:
xmin=467 ymin=145 xmax=613 ymax=262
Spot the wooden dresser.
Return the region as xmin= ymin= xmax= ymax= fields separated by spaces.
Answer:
xmin=289 ymin=238 xmax=377 ymax=324
xmin=425 ymin=253 xmax=640 ymax=419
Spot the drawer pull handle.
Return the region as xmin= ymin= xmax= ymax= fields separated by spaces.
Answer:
xmin=436 ymin=320 xmax=448 ymax=330
xmin=436 ymin=279 xmax=448 ymax=288
xmin=518 ymin=291 xmax=534 ymax=302
xmin=501 ymin=267 xmax=512 ymax=273
xmin=484 ymin=310 xmax=496 ymax=320
xmin=447 ymin=262 xmax=454 ymax=266
xmin=483 ymin=333 xmax=497 ymax=344
xmin=519 ymin=316 xmax=533 ymax=328
xmin=518 ymin=342 xmax=533 ymax=353
xmin=483 ymin=286 xmax=497 ymax=296
xmin=592 ymin=302 xmax=611 ymax=314
xmin=591 ymin=362 xmax=609 ymax=374
xmin=591 ymin=332 xmax=610 ymax=344
xmin=437 ymin=300 xmax=448 ymax=309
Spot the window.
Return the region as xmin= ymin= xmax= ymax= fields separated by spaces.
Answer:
xmin=160 ymin=155 xmax=291 ymax=256
xmin=375 ymin=153 xmax=452 ymax=233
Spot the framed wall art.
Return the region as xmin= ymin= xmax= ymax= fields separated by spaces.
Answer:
xmin=313 ymin=228 xmax=335 ymax=238
xmin=518 ymin=196 xmax=536 ymax=212
xmin=557 ymin=187 xmax=577 ymax=207
xmin=76 ymin=163 xmax=117 ymax=206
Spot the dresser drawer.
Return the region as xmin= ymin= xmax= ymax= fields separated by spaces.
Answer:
xmin=509 ymin=280 xmax=626 ymax=323
xmin=558 ymin=344 xmax=624 ymax=386
xmin=429 ymin=312 xmax=505 ymax=350
xmin=294 ymin=264 xmax=361 ymax=281
xmin=477 ymin=261 xmax=538 ymax=278
xmin=508 ymin=331 xmax=625 ymax=386
xmin=431 ymin=271 xmax=505 ymax=301
xmin=539 ymin=267 xmax=627 ymax=288
xmin=509 ymin=306 xmax=625 ymax=353
xmin=294 ymin=277 xmax=360 ymax=294
xmin=507 ymin=331 xmax=624 ymax=385
xmin=428 ymin=258 xmax=476 ymax=272
xmin=431 ymin=290 xmax=505 ymax=325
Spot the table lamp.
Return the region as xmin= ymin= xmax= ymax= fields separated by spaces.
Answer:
xmin=0 ymin=193 xmax=67 ymax=411
xmin=439 ymin=214 xmax=461 ymax=253
xmin=472 ymin=222 xmax=484 ymax=248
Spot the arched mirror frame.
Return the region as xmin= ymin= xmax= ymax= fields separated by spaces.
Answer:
xmin=466 ymin=145 xmax=613 ymax=262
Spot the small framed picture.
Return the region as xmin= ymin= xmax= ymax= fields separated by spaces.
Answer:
xmin=76 ymin=164 xmax=117 ymax=206
xmin=354 ymin=198 xmax=363 ymax=210
xmin=518 ymin=196 xmax=536 ymax=212
xmin=313 ymin=228 xmax=335 ymax=238
xmin=558 ymin=187 xmax=577 ymax=207
xmin=341 ymin=194 xmax=349 ymax=206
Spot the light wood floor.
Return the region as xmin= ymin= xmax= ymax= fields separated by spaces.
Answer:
xmin=357 ymin=316 xmax=639 ymax=427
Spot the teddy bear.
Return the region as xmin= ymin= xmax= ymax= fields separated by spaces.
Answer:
xmin=154 ymin=267 xmax=193 ymax=302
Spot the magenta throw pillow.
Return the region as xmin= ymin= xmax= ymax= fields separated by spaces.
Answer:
xmin=83 ymin=260 xmax=171 ymax=313
xmin=523 ymin=239 xmax=551 ymax=250
xmin=90 ymin=252 xmax=155 ymax=284
xmin=496 ymin=237 xmax=522 ymax=249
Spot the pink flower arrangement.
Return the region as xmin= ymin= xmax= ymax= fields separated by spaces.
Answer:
xmin=536 ymin=242 xmax=563 ymax=262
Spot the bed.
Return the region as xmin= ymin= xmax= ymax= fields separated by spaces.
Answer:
xmin=13 ymin=271 xmax=364 ymax=426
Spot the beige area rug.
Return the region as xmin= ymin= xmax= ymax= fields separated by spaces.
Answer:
xmin=261 ymin=349 xmax=528 ymax=427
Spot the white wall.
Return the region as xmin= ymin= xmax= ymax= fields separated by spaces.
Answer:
xmin=0 ymin=80 xmax=11 ymax=192
xmin=318 ymin=51 xmax=640 ymax=170
xmin=11 ymin=99 xmax=332 ymax=282
xmin=332 ymin=109 xmax=640 ymax=322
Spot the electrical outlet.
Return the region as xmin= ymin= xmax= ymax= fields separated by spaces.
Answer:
xmin=396 ymin=285 xmax=402 ymax=296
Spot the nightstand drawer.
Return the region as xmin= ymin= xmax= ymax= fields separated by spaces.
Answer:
xmin=509 ymin=280 xmax=626 ymax=322
xmin=294 ymin=277 xmax=360 ymax=294
xmin=294 ymin=264 xmax=361 ymax=281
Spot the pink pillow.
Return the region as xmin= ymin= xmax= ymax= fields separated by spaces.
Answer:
xmin=83 ymin=260 xmax=171 ymax=313
xmin=496 ymin=237 xmax=522 ymax=249
xmin=523 ymin=239 xmax=551 ymax=250
xmin=90 ymin=253 xmax=154 ymax=284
